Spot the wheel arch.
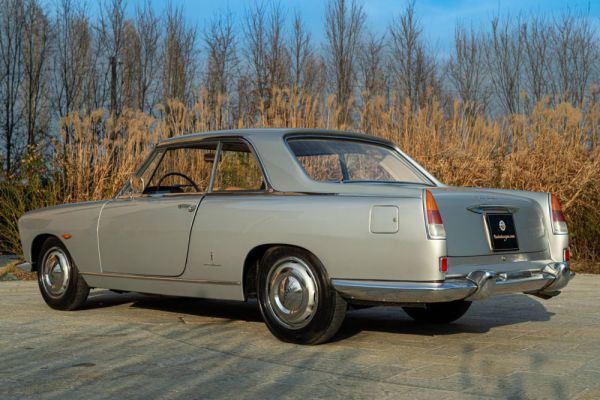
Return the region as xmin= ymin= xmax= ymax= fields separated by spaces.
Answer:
xmin=30 ymin=234 xmax=60 ymax=271
xmin=242 ymin=243 xmax=325 ymax=300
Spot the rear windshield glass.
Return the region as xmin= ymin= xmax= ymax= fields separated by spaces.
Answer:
xmin=287 ymin=138 xmax=429 ymax=185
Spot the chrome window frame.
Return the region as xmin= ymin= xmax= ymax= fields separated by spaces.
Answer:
xmin=117 ymin=136 xmax=272 ymax=200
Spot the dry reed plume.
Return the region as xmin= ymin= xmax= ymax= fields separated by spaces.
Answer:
xmin=1 ymin=88 xmax=599 ymax=269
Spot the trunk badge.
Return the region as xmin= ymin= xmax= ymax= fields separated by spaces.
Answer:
xmin=499 ymin=220 xmax=506 ymax=232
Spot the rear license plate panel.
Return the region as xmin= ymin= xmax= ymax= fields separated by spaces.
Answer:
xmin=485 ymin=213 xmax=519 ymax=252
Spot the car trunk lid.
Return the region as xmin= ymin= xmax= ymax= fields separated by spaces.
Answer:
xmin=431 ymin=188 xmax=547 ymax=257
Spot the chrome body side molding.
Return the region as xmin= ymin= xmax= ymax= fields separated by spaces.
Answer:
xmin=80 ymin=271 xmax=240 ymax=286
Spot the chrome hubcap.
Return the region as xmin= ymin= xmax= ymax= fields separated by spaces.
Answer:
xmin=266 ymin=257 xmax=318 ymax=329
xmin=41 ymin=248 xmax=71 ymax=298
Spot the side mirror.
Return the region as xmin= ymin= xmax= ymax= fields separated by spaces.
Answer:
xmin=129 ymin=176 xmax=145 ymax=195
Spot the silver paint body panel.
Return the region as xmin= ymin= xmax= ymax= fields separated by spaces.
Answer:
xmin=17 ymin=129 xmax=570 ymax=302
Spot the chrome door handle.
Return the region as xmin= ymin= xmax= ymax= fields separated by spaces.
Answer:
xmin=178 ymin=204 xmax=197 ymax=212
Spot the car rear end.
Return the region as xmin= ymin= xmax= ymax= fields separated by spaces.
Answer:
xmin=333 ymin=187 xmax=573 ymax=304
xmin=428 ymin=188 xmax=572 ymax=301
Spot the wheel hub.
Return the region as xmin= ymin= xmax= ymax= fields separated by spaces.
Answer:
xmin=42 ymin=248 xmax=71 ymax=298
xmin=266 ymin=257 xmax=318 ymax=329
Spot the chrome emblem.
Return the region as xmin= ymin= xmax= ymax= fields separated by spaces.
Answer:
xmin=499 ymin=220 xmax=506 ymax=232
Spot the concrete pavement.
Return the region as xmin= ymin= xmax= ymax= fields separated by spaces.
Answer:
xmin=1 ymin=276 xmax=599 ymax=399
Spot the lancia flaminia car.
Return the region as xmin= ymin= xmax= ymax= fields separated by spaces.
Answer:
xmin=18 ymin=129 xmax=573 ymax=344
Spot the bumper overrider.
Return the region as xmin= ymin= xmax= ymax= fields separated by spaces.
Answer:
xmin=332 ymin=262 xmax=574 ymax=304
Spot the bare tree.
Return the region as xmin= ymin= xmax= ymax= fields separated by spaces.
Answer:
xmin=97 ymin=0 xmax=127 ymax=116
xmin=0 ymin=0 xmax=25 ymax=174
xmin=243 ymin=2 xmax=268 ymax=105
xmin=122 ymin=20 xmax=141 ymax=110
xmin=244 ymin=2 xmax=289 ymax=110
xmin=266 ymin=2 xmax=289 ymax=93
xmin=132 ymin=0 xmax=160 ymax=112
xmin=162 ymin=3 xmax=197 ymax=105
xmin=485 ymin=16 xmax=524 ymax=115
xmin=388 ymin=2 xmax=438 ymax=111
xmin=325 ymin=0 xmax=365 ymax=119
xmin=22 ymin=0 xmax=49 ymax=148
xmin=551 ymin=12 xmax=599 ymax=106
xmin=520 ymin=16 xmax=553 ymax=108
xmin=52 ymin=0 xmax=91 ymax=119
xmin=446 ymin=24 xmax=490 ymax=114
xmin=303 ymin=53 xmax=328 ymax=97
xmin=203 ymin=11 xmax=237 ymax=107
xmin=290 ymin=12 xmax=311 ymax=91
xmin=358 ymin=31 xmax=387 ymax=102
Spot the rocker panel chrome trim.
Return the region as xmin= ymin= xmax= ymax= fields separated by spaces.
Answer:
xmin=80 ymin=271 xmax=240 ymax=286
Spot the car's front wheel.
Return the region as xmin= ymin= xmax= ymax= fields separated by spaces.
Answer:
xmin=403 ymin=300 xmax=471 ymax=324
xmin=257 ymin=246 xmax=346 ymax=344
xmin=37 ymin=237 xmax=89 ymax=311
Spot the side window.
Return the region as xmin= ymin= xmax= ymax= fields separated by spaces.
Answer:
xmin=213 ymin=141 xmax=265 ymax=192
xmin=145 ymin=143 xmax=218 ymax=194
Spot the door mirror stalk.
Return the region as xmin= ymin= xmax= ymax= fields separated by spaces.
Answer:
xmin=129 ymin=176 xmax=145 ymax=198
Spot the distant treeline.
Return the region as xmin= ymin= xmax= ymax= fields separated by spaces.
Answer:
xmin=1 ymin=0 xmax=600 ymax=175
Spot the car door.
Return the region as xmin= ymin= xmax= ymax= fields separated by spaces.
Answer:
xmin=98 ymin=142 xmax=218 ymax=276
xmin=185 ymin=139 xmax=269 ymax=284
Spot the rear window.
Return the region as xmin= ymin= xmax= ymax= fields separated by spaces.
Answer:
xmin=287 ymin=138 xmax=429 ymax=185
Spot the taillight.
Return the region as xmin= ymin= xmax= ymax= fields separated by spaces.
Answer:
xmin=550 ymin=193 xmax=568 ymax=234
xmin=563 ymin=248 xmax=571 ymax=262
xmin=439 ymin=257 xmax=448 ymax=273
xmin=425 ymin=190 xmax=446 ymax=239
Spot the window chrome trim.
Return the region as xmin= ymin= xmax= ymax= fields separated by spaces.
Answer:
xmin=208 ymin=141 xmax=223 ymax=193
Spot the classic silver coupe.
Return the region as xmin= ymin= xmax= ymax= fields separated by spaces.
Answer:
xmin=18 ymin=129 xmax=573 ymax=344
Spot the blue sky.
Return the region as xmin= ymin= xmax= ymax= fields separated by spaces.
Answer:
xmin=122 ymin=0 xmax=599 ymax=55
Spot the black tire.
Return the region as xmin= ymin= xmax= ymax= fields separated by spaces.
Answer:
xmin=403 ymin=300 xmax=471 ymax=324
xmin=257 ymin=246 xmax=346 ymax=345
xmin=37 ymin=237 xmax=90 ymax=311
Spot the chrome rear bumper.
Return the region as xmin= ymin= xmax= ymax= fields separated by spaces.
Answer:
xmin=332 ymin=262 xmax=573 ymax=304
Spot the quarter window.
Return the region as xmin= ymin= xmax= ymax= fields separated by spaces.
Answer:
xmin=213 ymin=142 xmax=265 ymax=192
xmin=288 ymin=138 xmax=429 ymax=185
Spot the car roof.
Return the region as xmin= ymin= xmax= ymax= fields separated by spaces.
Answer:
xmin=153 ymin=128 xmax=441 ymax=194
xmin=156 ymin=128 xmax=395 ymax=148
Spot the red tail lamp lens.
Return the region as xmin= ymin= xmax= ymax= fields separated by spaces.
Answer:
xmin=440 ymin=257 xmax=448 ymax=273
xmin=563 ymin=248 xmax=571 ymax=262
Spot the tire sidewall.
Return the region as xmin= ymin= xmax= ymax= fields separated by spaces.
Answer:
xmin=257 ymin=247 xmax=339 ymax=344
xmin=37 ymin=237 xmax=86 ymax=310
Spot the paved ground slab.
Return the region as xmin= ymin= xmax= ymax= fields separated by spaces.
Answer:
xmin=1 ymin=276 xmax=599 ymax=399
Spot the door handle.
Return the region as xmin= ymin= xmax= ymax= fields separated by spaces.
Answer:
xmin=178 ymin=204 xmax=197 ymax=212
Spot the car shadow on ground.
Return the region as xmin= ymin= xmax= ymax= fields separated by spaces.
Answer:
xmin=333 ymin=295 xmax=554 ymax=341
xmin=83 ymin=289 xmax=554 ymax=341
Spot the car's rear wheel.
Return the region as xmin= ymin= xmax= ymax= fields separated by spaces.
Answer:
xmin=257 ymin=246 xmax=346 ymax=344
xmin=403 ymin=300 xmax=471 ymax=324
xmin=37 ymin=237 xmax=89 ymax=311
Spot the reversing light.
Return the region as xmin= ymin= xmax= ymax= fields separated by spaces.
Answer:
xmin=425 ymin=190 xmax=446 ymax=239
xmin=439 ymin=257 xmax=448 ymax=273
xmin=550 ymin=194 xmax=568 ymax=234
